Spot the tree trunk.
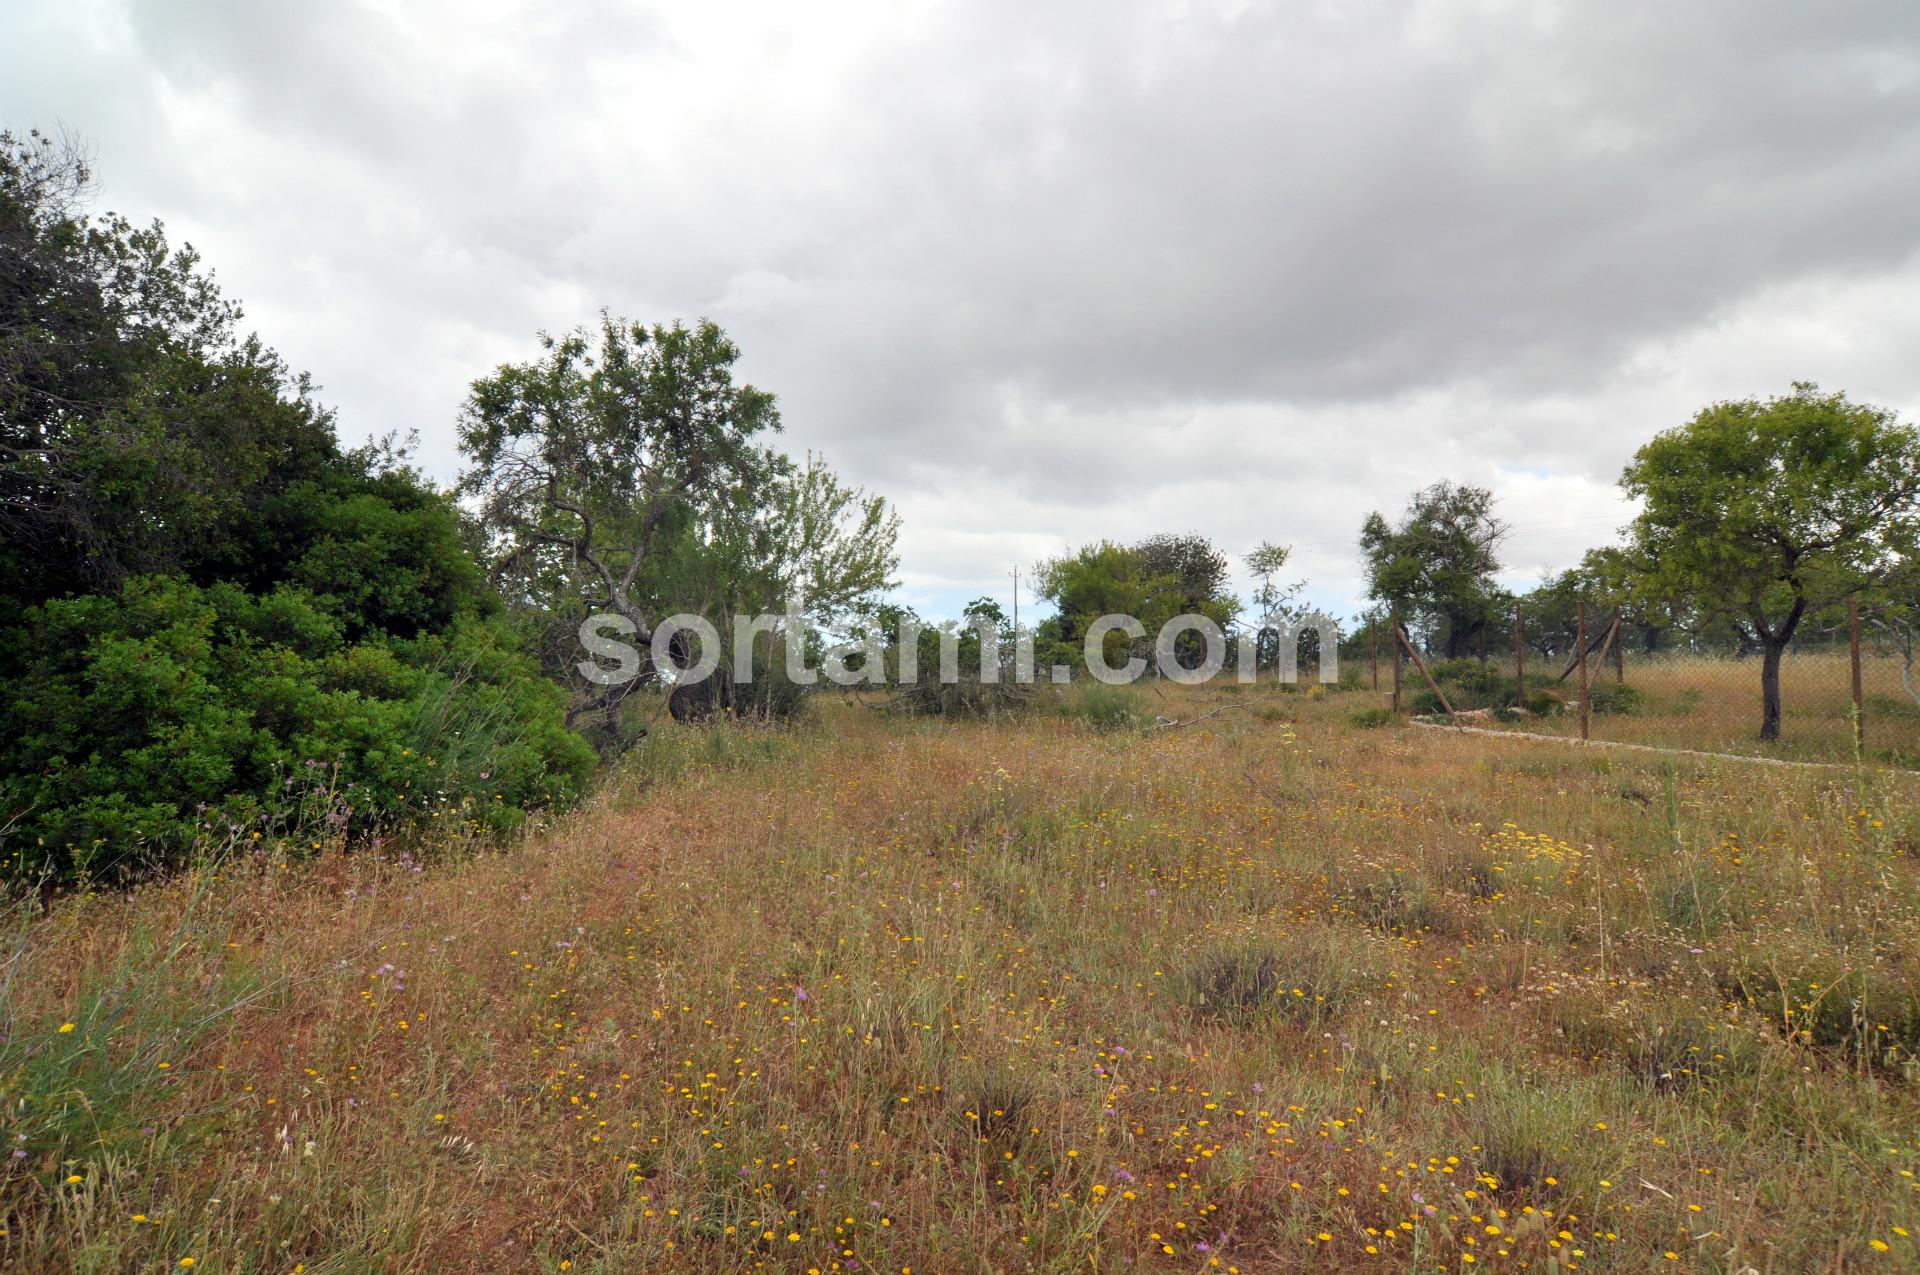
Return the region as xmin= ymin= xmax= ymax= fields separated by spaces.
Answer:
xmin=1751 ymin=595 xmax=1806 ymax=743
xmin=1759 ymin=639 xmax=1786 ymax=741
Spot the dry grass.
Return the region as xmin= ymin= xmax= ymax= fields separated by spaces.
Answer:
xmin=3 ymin=683 xmax=1919 ymax=1273
xmin=1412 ymin=650 xmax=1920 ymax=766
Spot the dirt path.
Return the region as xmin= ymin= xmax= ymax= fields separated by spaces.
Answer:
xmin=1409 ymin=717 xmax=1919 ymax=775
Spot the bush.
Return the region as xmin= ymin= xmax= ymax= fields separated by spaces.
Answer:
xmin=0 ymin=576 xmax=593 ymax=882
xmin=1404 ymin=657 xmax=1528 ymax=712
xmin=1586 ymin=682 xmax=1645 ymax=715
xmin=1073 ymin=684 xmax=1146 ymax=733
xmin=1178 ymin=928 xmax=1371 ymax=1025
xmin=1523 ymin=688 xmax=1567 ymax=716
xmin=1348 ymin=707 xmax=1394 ymax=728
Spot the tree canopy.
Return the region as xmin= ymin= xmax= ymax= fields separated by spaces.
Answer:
xmin=0 ymin=131 xmax=591 ymax=881
xmin=1621 ymin=382 xmax=1920 ymax=739
xmin=457 ymin=315 xmax=898 ymax=728
xmin=1034 ymin=534 xmax=1237 ymax=673
xmin=1360 ymin=480 xmax=1508 ymax=658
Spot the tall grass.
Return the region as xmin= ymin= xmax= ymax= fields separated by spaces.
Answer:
xmin=1 ymin=684 xmax=1916 ymax=1270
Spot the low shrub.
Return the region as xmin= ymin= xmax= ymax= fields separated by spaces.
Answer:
xmin=1178 ymin=928 xmax=1370 ymax=1026
xmin=1523 ymin=688 xmax=1568 ymax=716
xmin=1554 ymin=983 xmax=1762 ymax=1092
xmin=0 ymin=577 xmax=594 ymax=883
xmin=1586 ymin=681 xmax=1645 ymax=715
xmin=1073 ymin=684 xmax=1146 ymax=733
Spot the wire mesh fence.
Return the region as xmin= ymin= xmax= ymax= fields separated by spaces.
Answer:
xmin=1352 ymin=599 xmax=1920 ymax=767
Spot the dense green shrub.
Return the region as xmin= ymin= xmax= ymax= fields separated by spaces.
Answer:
xmin=1586 ymin=681 xmax=1645 ymax=715
xmin=0 ymin=132 xmax=596 ymax=885
xmin=0 ymin=577 xmax=593 ymax=880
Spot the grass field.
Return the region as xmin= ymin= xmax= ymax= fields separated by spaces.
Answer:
xmin=3 ymin=686 xmax=1919 ymax=1273
xmin=1400 ymin=651 xmax=1920 ymax=767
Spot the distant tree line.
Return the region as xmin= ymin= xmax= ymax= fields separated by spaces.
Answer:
xmin=1358 ymin=384 xmax=1920 ymax=740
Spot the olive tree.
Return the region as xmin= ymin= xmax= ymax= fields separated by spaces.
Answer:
xmin=458 ymin=316 xmax=897 ymax=724
xmin=1360 ymin=481 xmax=1508 ymax=658
xmin=1621 ymin=383 xmax=1920 ymax=740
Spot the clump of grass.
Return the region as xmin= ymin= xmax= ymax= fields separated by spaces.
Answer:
xmin=948 ymin=1063 xmax=1040 ymax=1147
xmin=1470 ymin=1085 xmax=1587 ymax=1203
xmin=0 ymin=877 xmax=267 ymax=1180
xmin=1711 ymin=944 xmax=1920 ymax=1077
xmin=1347 ymin=706 xmax=1394 ymax=728
xmin=1178 ymin=928 xmax=1369 ymax=1026
xmin=1334 ymin=867 xmax=1454 ymax=936
xmin=1071 ymin=684 xmax=1147 ymax=733
xmin=1555 ymin=983 xmax=1762 ymax=1092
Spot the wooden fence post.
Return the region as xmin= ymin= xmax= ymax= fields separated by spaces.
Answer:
xmin=1390 ymin=610 xmax=1402 ymax=715
xmin=1398 ymin=623 xmax=1462 ymax=727
xmin=1850 ymin=595 xmax=1864 ymax=750
xmin=1576 ymin=601 xmax=1590 ymax=742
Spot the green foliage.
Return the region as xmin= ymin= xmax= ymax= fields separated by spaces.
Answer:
xmin=0 ymin=884 xmax=262 ymax=1166
xmin=1347 ymin=706 xmax=1395 ymax=728
xmin=1621 ymin=383 xmax=1920 ymax=739
xmin=1035 ymin=534 xmax=1237 ymax=674
xmin=1072 ymin=684 xmax=1146 ymax=733
xmin=0 ymin=578 xmax=593 ymax=880
xmin=1585 ymin=681 xmax=1644 ymax=716
xmin=1523 ymin=688 xmax=1567 ymax=716
xmin=1405 ymin=657 xmax=1530 ymax=713
xmin=458 ymin=317 xmax=899 ymax=723
xmin=0 ymin=134 xmax=594 ymax=884
xmin=1360 ymin=481 xmax=1508 ymax=659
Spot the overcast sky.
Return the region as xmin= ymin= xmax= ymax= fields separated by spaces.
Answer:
xmin=7 ymin=0 xmax=1920 ymax=620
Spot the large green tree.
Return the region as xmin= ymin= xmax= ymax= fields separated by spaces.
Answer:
xmin=458 ymin=317 xmax=898 ymax=725
xmin=1621 ymin=383 xmax=1920 ymax=740
xmin=1360 ymin=481 xmax=1508 ymax=658
xmin=0 ymin=131 xmax=591 ymax=879
xmin=1034 ymin=534 xmax=1237 ymax=674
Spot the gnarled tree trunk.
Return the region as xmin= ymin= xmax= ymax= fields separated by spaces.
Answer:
xmin=1759 ymin=639 xmax=1786 ymax=741
xmin=1750 ymin=594 xmax=1807 ymax=743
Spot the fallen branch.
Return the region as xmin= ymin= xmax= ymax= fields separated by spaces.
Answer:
xmin=1147 ymin=703 xmax=1248 ymax=731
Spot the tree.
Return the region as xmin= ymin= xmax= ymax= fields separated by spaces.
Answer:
xmin=1621 ymin=383 xmax=1920 ymax=740
xmin=0 ymin=129 xmax=349 ymax=603
xmin=1243 ymin=540 xmax=1305 ymax=670
xmin=458 ymin=316 xmax=898 ymax=725
xmin=1034 ymin=540 xmax=1160 ymax=671
xmin=0 ymin=133 xmax=590 ymax=879
xmin=1035 ymin=535 xmax=1237 ymax=674
xmin=1360 ymin=481 xmax=1508 ymax=658
xmin=1132 ymin=533 xmax=1237 ymax=668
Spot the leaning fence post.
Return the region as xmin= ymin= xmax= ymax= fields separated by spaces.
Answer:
xmin=1613 ymin=615 xmax=1625 ymax=685
xmin=1850 ymin=595 xmax=1864 ymax=750
xmin=1577 ymin=600 xmax=1590 ymax=741
xmin=1399 ymin=623 xmax=1463 ymax=727
xmin=1390 ymin=609 xmax=1402 ymax=715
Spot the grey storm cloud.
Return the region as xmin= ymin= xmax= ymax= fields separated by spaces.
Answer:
xmin=5 ymin=0 xmax=1920 ymax=615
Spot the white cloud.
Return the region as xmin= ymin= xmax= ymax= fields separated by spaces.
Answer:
xmin=7 ymin=0 xmax=1918 ymax=621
